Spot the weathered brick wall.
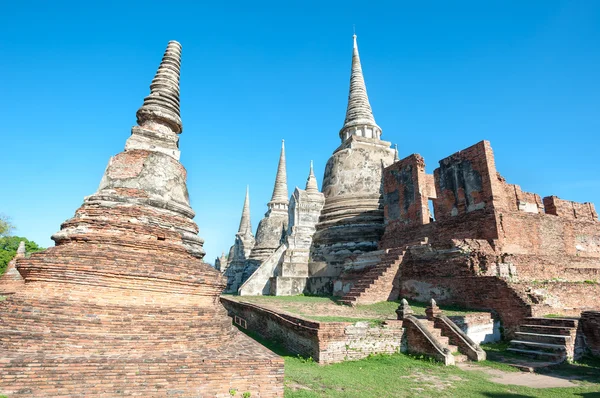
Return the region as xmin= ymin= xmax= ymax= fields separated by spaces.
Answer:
xmin=221 ymin=297 xmax=403 ymax=364
xmin=519 ymin=282 xmax=600 ymax=317
xmin=544 ymin=196 xmax=598 ymax=221
xmin=433 ymin=140 xmax=504 ymax=220
xmin=401 ymin=275 xmax=532 ymax=336
xmin=501 ymin=183 xmax=544 ymax=213
xmin=377 ymin=139 xmax=600 ymax=335
xmin=383 ymin=154 xmax=431 ymax=227
xmin=497 ymin=211 xmax=600 ymax=260
xmin=581 ymin=311 xmax=600 ymax=357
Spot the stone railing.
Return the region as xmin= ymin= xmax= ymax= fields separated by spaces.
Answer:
xmin=403 ymin=315 xmax=455 ymax=366
xmin=434 ymin=314 xmax=486 ymax=361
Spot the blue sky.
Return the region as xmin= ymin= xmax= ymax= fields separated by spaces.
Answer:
xmin=1 ymin=1 xmax=599 ymax=262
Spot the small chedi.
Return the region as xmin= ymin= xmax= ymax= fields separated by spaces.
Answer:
xmin=0 ymin=41 xmax=283 ymax=397
xmin=0 ymin=241 xmax=26 ymax=295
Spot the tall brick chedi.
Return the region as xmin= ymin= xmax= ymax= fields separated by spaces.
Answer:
xmin=0 ymin=41 xmax=283 ymax=397
xmin=311 ymin=35 xmax=395 ymax=276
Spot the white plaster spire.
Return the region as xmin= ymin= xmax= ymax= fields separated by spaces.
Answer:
xmin=136 ymin=40 xmax=183 ymax=134
xmin=269 ymin=140 xmax=289 ymax=207
xmin=238 ymin=185 xmax=252 ymax=235
xmin=339 ymin=35 xmax=382 ymax=142
xmin=305 ymin=160 xmax=319 ymax=193
xmin=16 ymin=241 xmax=26 ymax=257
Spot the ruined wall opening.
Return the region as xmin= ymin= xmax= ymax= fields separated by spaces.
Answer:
xmin=428 ymin=199 xmax=436 ymax=222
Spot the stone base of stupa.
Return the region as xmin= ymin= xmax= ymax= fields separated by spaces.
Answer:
xmin=0 ymin=243 xmax=284 ymax=397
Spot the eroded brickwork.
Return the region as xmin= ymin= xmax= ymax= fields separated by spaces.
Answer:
xmin=370 ymin=140 xmax=600 ymax=335
xmin=0 ymin=41 xmax=283 ymax=397
xmin=221 ymin=297 xmax=403 ymax=364
xmin=581 ymin=311 xmax=600 ymax=357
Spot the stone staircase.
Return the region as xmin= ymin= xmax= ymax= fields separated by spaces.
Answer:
xmin=420 ymin=318 xmax=469 ymax=363
xmin=339 ymin=247 xmax=405 ymax=306
xmin=508 ymin=317 xmax=580 ymax=363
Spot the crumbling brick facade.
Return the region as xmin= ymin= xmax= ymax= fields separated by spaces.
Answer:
xmin=0 ymin=41 xmax=284 ymax=397
xmin=581 ymin=311 xmax=600 ymax=357
xmin=221 ymin=297 xmax=404 ymax=364
xmin=374 ymin=140 xmax=600 ymax=335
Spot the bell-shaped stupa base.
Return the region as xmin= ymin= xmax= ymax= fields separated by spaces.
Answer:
xmin=0 ymin=40 xmax=283 ymax=397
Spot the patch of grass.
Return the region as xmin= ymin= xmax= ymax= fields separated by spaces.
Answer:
xmin=304 ymin=316 xmax=375 ymax=323
xmin=237 ymin=325 xmax=600 ymax=397
xmin=284 ymin=351 xmax=600 ymax=397
xmin=230 ymin=295 xmax=340 ymax=304
xmin=0 ymin=295 xmax=6 ymax=302
xmin=480 ymin=341 xmax=511 ymax=353
xmin=228 ymin=295 xmax=484 ymax=323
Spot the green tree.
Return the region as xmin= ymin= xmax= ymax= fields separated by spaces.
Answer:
xmin=0 ymin=214 xmax=14 ymax=237
xmin=0 ymin=236 xmax=45 ymax=276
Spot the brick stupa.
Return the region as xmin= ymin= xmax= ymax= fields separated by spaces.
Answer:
xmin=0 ymin=41 xmax=283 ymax=397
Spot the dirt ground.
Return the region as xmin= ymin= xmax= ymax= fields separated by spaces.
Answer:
xmin=457 ymin=363 xmax=578 ymax=388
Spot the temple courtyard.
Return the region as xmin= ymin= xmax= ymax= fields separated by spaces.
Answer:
xmin=279 ymin=346 xmax=600 ymax=397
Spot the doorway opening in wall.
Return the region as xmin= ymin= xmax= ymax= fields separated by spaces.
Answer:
xmin=428 ymin=199 xmax=436 ymax=222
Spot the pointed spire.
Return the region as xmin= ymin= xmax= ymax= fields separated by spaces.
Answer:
xmin=16 ymin=241 xmax=26 ymax=257
xmin=339 ymin=35 xmax=381 ymax=142
xmin=238 ymin=186 xmax=252 ymax=235
xmin=305 ymin=160 xmax=319 ymax=193
xmin=269 ymin=140 xmax=289 ymax=206
xmin=136 ymin=41 xmax=183 ymax=134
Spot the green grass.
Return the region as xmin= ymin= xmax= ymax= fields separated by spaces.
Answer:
xmin=227 ymin=294 xmax=483 ymax=323
xmin=303 ymin=316 xmax=375 ymax=323
xmin=356 ymin=299 xmax=483 ymax=317
xmin=237 ymin=328 xmax=600 ymax=398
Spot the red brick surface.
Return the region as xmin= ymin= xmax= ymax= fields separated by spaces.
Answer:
xmin=0 ymin=150 xmax=284 ymax=397
xmin=581 ymin=311 xmax=600 ymax=357
xmin=369 ymin=140 xmax=600 ymax=336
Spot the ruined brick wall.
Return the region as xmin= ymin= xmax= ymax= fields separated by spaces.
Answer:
xmin=544 ymin=196 xmax=598 ymax=221
xmin=221 ymin=297 xmax=403 ymax=364
xmin=497 ymin=209 xmax=600 ymax=260
xmin=377 ymin=139 xmax=600 ymax=333
xmin=581 ymin=311 xmax=600 ymax=357
xmin=400 ymin=277 xmax=533 ymax=336
xmin=500 ymin=183 xmax=544 ymax=213
xmin=383 ymin=154 xmax=431 ymax=227
xmin=433 ymin=140 xmax=505 ymax=220
xmin=516 ymin=282 xmax=600 ymax=317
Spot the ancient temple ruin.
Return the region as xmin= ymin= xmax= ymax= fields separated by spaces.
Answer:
xmin=238 ymin=162 xmax=326 ymax=295
xmin=309 ymin=34 xmax=396 ymax=282
xmin=224 ymin=186 xmax=256 ymax=292
xmin=336 ymin=141 xmax=600 ymax=331
xmin=0 ymin=41 xmax=283 ymax=397
xmin=221 ymin=35 xmax=396 ymax=295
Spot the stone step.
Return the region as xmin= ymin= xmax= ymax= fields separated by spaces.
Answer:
xmin=514 ymin=332 xmax=571 ymax=345
xmin=519 ymin=324 xmax=574 ymax=336
xmin=523 ymin=317 xmax=578 ymax=328
xmin=509 ymin=340 xmax=567 ymax=354
xmin=447 ymin=344 xmax=459 ymax=353
xmin=506 ymin=348 xmax=565 ymax=361
xmin=454 ymin=354 xmax=469 ymax=363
